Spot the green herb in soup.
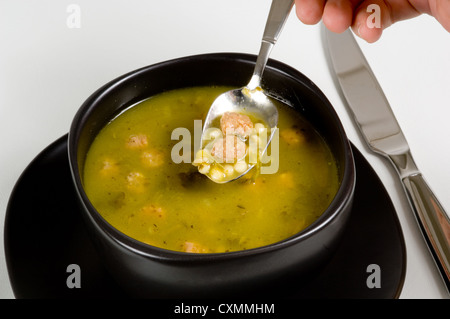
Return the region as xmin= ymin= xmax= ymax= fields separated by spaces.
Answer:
xmin=83 ymin=86 xmax=339 ymax=253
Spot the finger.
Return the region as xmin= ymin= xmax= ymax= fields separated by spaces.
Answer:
xmin=351 ymin=0 xmax=390 ymax=43
xmin=322 ymin=0 xmax=355 ymax=33
xmin=428 ymin=0 xmax=450 ymax=32
xmin=352 ymin=0 xmax=423 ymax=43
xmin=295 ymin=0 xmax=325 ymax=25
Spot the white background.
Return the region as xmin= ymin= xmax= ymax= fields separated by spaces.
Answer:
xmin=0 ymin=0 xmax=449 ymax=299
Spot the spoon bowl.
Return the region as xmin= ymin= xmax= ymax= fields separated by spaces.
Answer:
xmin=200 ymin=87 xmax=279 ymax=183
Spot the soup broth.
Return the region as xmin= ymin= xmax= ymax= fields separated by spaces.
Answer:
xmin=83 ymin=86 xmax=339 ymax=253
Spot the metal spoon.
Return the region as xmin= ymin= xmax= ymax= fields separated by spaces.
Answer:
xmin=200 ymin=0 xmax=294 ymax=182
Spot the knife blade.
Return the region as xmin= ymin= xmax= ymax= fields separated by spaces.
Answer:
xmin=323 ymin=26 xmax=450 ymax=294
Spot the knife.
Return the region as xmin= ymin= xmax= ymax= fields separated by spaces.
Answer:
xmin=323 ymin=26 xmax=450 ymax=294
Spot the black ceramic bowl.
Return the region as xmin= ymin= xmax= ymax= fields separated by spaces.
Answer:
xmin=68 ymin=53 xmax=355 ymax=298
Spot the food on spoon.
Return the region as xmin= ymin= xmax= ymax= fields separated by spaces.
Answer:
xmin=211 ymin=135 xmax=247 ymax=163
xmin=220 ymin=112 xmax=254 ymax=138
xmin=194 ymin=111 xmax=270 ymax=183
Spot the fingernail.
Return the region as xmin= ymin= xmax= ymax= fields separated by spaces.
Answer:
xmin=356 ymin=23 xmax=362 ymax=37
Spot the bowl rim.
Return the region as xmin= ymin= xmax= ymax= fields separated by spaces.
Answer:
xmin=68 ymin=52 xmax=356 ymax=262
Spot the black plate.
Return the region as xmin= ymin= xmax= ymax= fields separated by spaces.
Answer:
xmin=4 ymin=134 xmax=406 ymax=299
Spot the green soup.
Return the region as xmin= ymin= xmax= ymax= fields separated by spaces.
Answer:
xmin=83 ymin=86 xmax=339 ymax=253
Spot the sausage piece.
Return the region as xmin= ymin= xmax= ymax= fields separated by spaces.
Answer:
xmin=183 ymin=241 xmax=208 ymax=253
xmin=211 ymin=135 xmax=247 ymax=163
xmin=141 ymin=150 xmax=164 ymax=167
xmin=220 ymin=112 xmax=254 ymax=138
xmin=126 ymin=134 xmax=148 ymax=149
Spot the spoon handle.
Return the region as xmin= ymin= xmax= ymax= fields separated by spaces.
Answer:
xmin=248 ymin=0 xmax=294 ymax=89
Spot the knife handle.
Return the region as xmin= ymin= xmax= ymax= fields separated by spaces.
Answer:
xmin=402 ymin=173 xmax=450 ymax=293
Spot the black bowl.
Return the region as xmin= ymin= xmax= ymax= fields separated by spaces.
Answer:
xmin=68 ymin=53 xmax=356 ymax=298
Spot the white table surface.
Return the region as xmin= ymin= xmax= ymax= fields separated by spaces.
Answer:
xmin=1 ymin=0 xmax=449 ymax=299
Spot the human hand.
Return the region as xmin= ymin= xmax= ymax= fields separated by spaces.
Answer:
xmin=295 ymin=0 xmax=450 ymax=42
